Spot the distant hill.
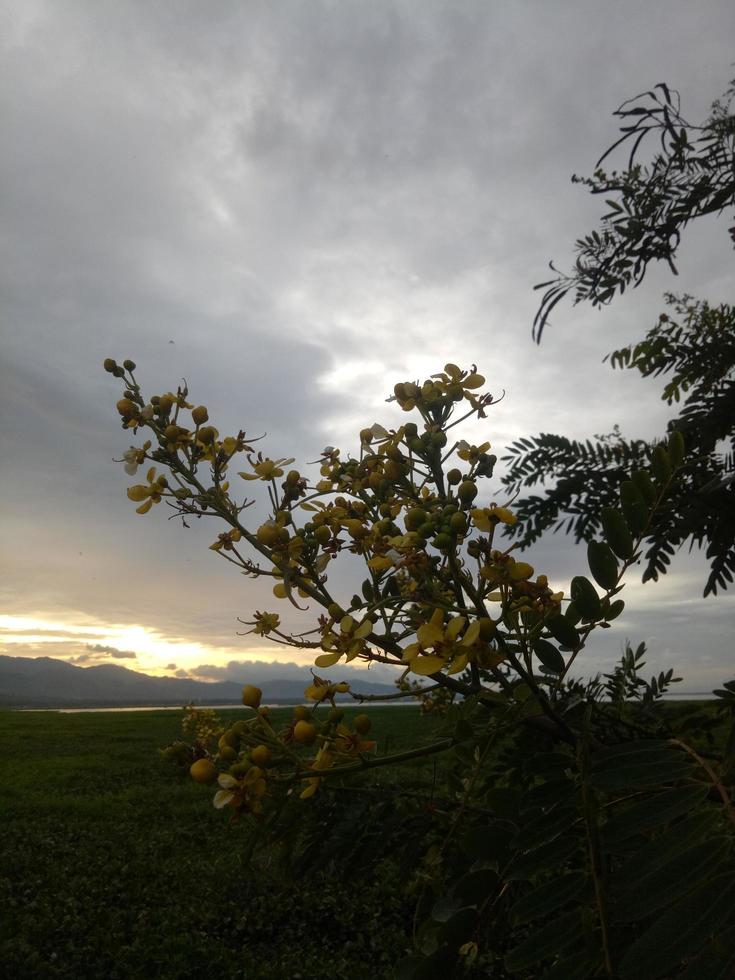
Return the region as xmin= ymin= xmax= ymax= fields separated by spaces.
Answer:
xmin=0 ymin=655 xmax=397 ymax=708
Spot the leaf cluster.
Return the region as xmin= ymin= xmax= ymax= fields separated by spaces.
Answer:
xmin=533 ymin=79 xmax=735 ymax=340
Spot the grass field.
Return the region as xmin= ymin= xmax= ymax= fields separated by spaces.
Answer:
xmin=0 ymin=705 xmax=442 ymax=980
xmin=2 ymin=700 xmax=726 ymax=979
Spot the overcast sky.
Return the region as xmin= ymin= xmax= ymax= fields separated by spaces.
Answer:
xmin=1 ymin=0 xmax=733 ymax=691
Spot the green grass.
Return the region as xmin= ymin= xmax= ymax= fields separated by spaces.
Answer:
xmin=0 ymin=706 xmax=440 ymax=980
xmin=2 ymin=701 xmax=726 ymax=979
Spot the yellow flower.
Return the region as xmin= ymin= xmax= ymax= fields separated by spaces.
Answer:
xmin=304 ymin=676 xmax=350 ymax=703
xmin=126 ymin=466 xmax=168 ymax=514
xmin=239 ymin=457 xmax=295 ymax=481
xmin=213 ymin=767 xmax=268 ymax=814
xmin=457 ymin=440 xmax=491 ymax=463
xmin=333 ymin=723 xmax=377 ymax=757
xmin=209 ymin=528 xmax=242 ymax=551
xmin=402 ymin=609 xmax=482 ymax=676
xmin=240 ymin=611 xmax=281 ymax=636
xmin=470 ymin=506 xmax=517 ymax=531
xmin=316 ymin=616 xmax=374 ymax=667
xmin=122 ymin=440 xmax=151 ymax=475
xmin=299 ymin=744 xmax=335 ymax=799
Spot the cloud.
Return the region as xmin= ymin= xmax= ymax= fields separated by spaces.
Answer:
xmin=165 ymin=663 xmax=178 ymax=671
xmin=86 ymin=644 xmax=137 ymax=660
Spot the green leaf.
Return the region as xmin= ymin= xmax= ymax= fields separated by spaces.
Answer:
xmin=604 ymin=598 xmax=625 ymax=620
xmin=619 ymin=810 xmax=722 ymax=882
xmin=546 ymin=615 xmax=580 ymax=649
xmin=540 ymin=951 xmax=601 ymax=980
xmin=570 ymin=575 xmax=602 ymax=620
xmin=680 ymin=923 xmax=735 ymax=980
xmin=590 ymin=759 xmax=693 ymax=791
xmin=505 ymin=909 xmax=584 ymax=972
xmin=439 ymin=907 xmax=478 ymax=946
xmin=604 ymin=783 xmax=709 ymax=843
xmin=564 ymin=601 xmax=583 ymax=626
xmin=587 ymin=541 xmax=619 ymax=590
xmin=619 ymin=873 xmax=735 ymax=980
xmin=510 ymin=872 xmax=587 ymax=925
xmin=513 ymin=804 xmax=577 ymax=850
xmin=600 ymin=507 xmax=634 ymax=560
xmin=507 ymin=834 xmax=582 ymax=880
xmin=612 ymin=837 xmax=732 ymax=923
xmin=450 ymin=868 xmax=499 ymax=907
xmin=533 ymin=638 xmax=566 ymax=673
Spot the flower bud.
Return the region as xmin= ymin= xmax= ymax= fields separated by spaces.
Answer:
xmin=122 ymin=359 xmax=136 ymax=371
xmin=198 ymin=426 xmax=216 ymax=444
xmin=191 ymin=405 xmax=209 ymax=425
xmin=103 ymin=358 xmax=118 ymax=373
xmin=116 ymin=398 xmax=136 ymax=418
xmin=164 ymin=424 xmax=180 ymax=443
xmin=241 ymin=684 xmax=263 ymax=709
xmin=293 ymin=720 xmax=317 ymax=745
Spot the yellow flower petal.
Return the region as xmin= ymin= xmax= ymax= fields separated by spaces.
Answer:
xmin=126 ymin=485 xmax=149 ymax=502
xmin=410 ymin=655 xmax=447 ymax=677
xmin=461 ymin=620 xmax=481 ymax=647
xmin=447 ymin=652 xmax=469 ymax=675
xmin=417 ymin=621 xmax=443 ymax=649
xmin=354 ymin=619 xmax=373 ymax=640
xmin=315 ymin=652 xmax=342 ymax=668
xmin=136 ymin=498 xmax=153 ymax=514
xmin=213 ymin=789 xmax=234 ymax=809
xmin=446 ymin=616 xmax=466 ymax=641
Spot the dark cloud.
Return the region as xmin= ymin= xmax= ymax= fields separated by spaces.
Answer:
xmin=165 ymin=663 xmax=178 ymax=671
xmin=86 ymin=644 xmax=137 ymax=660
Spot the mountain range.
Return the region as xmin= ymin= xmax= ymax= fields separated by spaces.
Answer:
xmin=0 ymin=655 xmax=397 ymax=708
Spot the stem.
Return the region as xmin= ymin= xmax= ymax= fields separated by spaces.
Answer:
xmin=670 ymin=737 xmax=735 ymax=825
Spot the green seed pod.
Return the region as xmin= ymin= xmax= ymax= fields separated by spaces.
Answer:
xmin=403 ymin=422 xmax=418 ymax=439
xmin=449 ymin=512 xmax=468 ymax=535
xmin=600 ymin=507 xmax=634 ymax=560
xmin=431 ymin=431 xmax=447 ymax=448
xmin=587 ymin=541 xmax=619 ymax=591
xmin=630 ymin=470 xmax=656 ymax=505
xmin=447 ymin=468 xmax=462 ymax=485
xmin=668 ymin=430 xmax=685 ymax=468
xmin=651 ymin=445 xmax=672 ymax=484
xmin=570 ymin=576 xmax=602 ymax=621
xmin=405 ymin=507 xmax=426 ymax=531
xmin=620 ymin=481 xmax=649 ymax=534
xmin=458 ymin=480 xmax=478 ymax=502
xmin=433 ymin=533 xmax=452 ymax=550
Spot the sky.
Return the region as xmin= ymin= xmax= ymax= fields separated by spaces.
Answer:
xmin=1 ymin=0 xmax=733 ymax=692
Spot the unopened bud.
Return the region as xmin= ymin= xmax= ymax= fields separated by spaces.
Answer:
xmin=122 ymin=359 xmax=136 ymax=371
xmin=103 ymin=358 xmax=118 ymax=373
xmin=191 ymin=405 xmax=209 ymax=425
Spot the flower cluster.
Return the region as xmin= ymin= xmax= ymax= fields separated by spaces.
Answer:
xmin=106 ymin=356 xmax=644 ymax=820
